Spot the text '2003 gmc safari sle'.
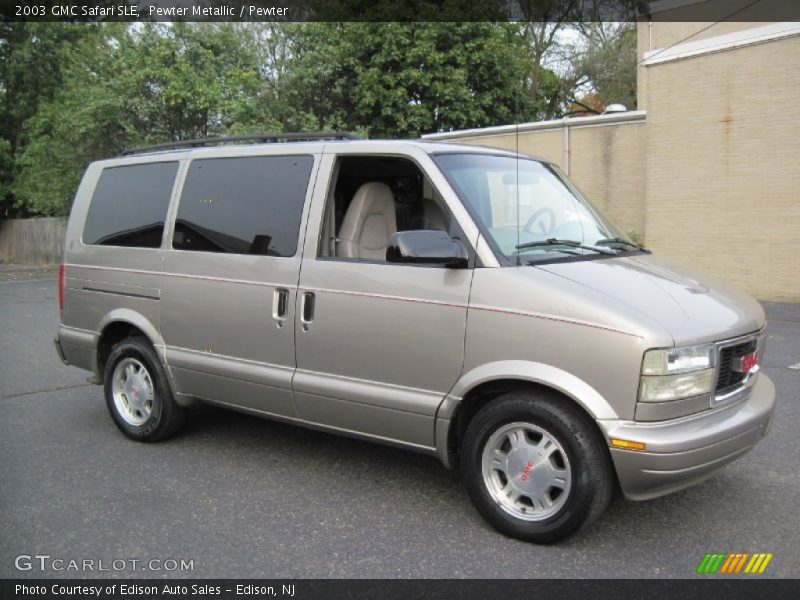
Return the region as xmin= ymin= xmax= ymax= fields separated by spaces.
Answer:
xmin=54 ymin=133 xmax=775 ymax=543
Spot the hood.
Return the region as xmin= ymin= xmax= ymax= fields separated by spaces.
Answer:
xmin=536 ymin=253 xmax=765 ymax=346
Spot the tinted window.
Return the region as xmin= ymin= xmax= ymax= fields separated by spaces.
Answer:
xmin=173 ymin=156 xmax=314 ymax=257
xmin=83 ymin=162 xmax=178 ymax=247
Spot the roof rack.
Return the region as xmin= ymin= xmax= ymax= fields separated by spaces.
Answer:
xmin=119 ymin=132 xmax=361 ymax=156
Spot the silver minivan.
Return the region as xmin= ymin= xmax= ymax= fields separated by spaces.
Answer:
xmin=55 ymin=133 xmax=775 ymax=543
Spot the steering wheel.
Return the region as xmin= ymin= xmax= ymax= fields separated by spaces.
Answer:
xmin=522 ymin=207 xmax=556 ymax=235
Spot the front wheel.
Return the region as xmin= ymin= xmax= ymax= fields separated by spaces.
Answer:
xmin=461 ymin=390 xmax=613 ymax=543
xmin=104 ymin=337 xmax=186 ymax=442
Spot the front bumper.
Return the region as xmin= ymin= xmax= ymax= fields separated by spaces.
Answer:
xmin=600 ymin=374 xmax=775 ymax=501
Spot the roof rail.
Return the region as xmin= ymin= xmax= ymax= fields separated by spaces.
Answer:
xmin=119 ymin=132 xmax=361 ymax=156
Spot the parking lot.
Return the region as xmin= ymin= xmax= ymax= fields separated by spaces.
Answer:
xmin=1 ymin=264 xmax=799 ymax=579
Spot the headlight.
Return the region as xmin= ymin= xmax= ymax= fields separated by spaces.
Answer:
xmin=639 ymin=344 xmax=716 ymax=402
xmin=641 ymin=344 xmax=715 ymax=375
xmin=639 ymin=369 xmax=715 ymax=402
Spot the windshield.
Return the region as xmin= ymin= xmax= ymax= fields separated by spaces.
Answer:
xmin=433 ymin=153 xmax=632 ymax=263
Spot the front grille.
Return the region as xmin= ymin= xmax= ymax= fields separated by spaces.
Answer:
xmin=715 ymin=339 xmax=757 ymax=396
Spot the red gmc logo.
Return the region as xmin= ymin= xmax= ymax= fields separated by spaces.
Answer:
xmin=520 ymin=460 xmax=535 ymax=481
xmin=732 ymin=351 xmax=759 ymax=374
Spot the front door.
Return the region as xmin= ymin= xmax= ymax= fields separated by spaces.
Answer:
xmin=293 ymin=152 xmax=475 ymax=449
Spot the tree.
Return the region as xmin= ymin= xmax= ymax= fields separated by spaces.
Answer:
xmin=514 ymin=2 xmax=639 ymax=115
xmin=0 ymin=23 xmax=100 ymax=216
xmin=4 ymin=19 xmax=639 ymax=216
xmin=12 ymin=25 xmax=130 ymax=216
xmin=573 ymin=22 xmax=637 ymax=110
xmin=558 ymin=0 xmax=641 ymax=111
xmin=516 ymin=0 xmax=581 ymax=119
xmin=284 ymin=22 xmax=547 ymax=138
xmin=112 ymin=23 xmax=279 ymax=142
xmin=12 ymin=23 xmax=282 ymax=216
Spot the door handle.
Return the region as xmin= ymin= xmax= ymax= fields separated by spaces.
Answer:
xmin=273 ymin=288 xmax=289 ymax=323
xmin=300 ymin=291 xmax=315 ymax=327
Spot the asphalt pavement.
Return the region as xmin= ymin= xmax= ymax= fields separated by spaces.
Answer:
xmin=1 ymin=264 xmax=799 ymax=579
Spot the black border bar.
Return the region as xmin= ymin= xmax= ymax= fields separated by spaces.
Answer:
xmin=3 ymin=579 xmax=800 ymax=600
xmin=2 ymin=0 xmax=798 ymax=23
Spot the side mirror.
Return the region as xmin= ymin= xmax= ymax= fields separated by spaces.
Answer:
xmin=386 ymin=230 xmax=469 ymax=268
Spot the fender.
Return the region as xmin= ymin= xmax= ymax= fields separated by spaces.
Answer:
xmin=434 ymin=360 xmax=619 ymax=467
xmin=97 ymin=309 xmax=192 ymax=407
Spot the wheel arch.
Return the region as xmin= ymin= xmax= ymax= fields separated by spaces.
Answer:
xmin=436 ymin=360 xmax=619 ymax=468
xmin=95 ymin=309 xmax=191 ymax=406
xmin=96 ymin=309 xmax=165 ymax=378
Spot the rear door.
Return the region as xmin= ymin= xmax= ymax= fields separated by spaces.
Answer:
xmin=160 ymin=150 xmax=319 ymax=417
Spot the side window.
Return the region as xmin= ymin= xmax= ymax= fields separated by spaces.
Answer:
xmin=320 ymin=156 xmax=452 ymax=261
xmin=173 ymin=155 xmax=314 ymax=257
xmin=82 ymin=162 xmax=178 ymax=248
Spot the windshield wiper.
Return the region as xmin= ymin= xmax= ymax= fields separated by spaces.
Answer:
xmin=595 ymin=237 xmax=650 ymax=252
xmin=515 ymin=238 xmax=615 ymax=255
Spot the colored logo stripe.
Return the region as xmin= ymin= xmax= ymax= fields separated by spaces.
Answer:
xmin=745 ymin=553 xmax=773 ymax=574
xmin=697 ymin=552 xmax=773 ymax=574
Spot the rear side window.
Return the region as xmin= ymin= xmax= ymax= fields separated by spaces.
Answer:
xmin=82 ymin=162 xmax=179 ymax=247
xmin=173 ymin=155 xmax=314 ymax=257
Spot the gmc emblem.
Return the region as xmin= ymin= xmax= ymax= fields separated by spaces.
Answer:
xmin=520 ymin=460 xmax=535 ymax=481
xmin=732 ymin=350 xmax=759 ymax=374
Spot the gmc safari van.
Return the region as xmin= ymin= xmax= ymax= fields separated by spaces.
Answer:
xmin=55 ymin=133 xmax=775 ymax=543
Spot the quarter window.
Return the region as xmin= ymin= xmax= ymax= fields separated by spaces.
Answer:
xmin=82 ymin=162 xmax=178 ymax=248
xmin=173 ymin=156 xmax=314 ymax=257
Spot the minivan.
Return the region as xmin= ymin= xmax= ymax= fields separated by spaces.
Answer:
xmin=55 ymin=132 xmax=775 ymax=543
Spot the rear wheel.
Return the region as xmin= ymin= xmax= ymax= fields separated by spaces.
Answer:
xmin=103 ymin=337 xmax=186 ymax=442
xmin=461 ymin=389 xmax=613 ymax=543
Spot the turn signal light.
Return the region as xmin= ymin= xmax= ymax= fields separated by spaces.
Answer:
xmin=610 ymin=438 xmax=646 ymax=451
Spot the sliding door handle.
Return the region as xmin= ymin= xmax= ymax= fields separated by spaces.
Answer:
xmin=272 ymin=288 xmax=289 ymax=323
xmin=300 ymin=291 xmax=316 ymax=327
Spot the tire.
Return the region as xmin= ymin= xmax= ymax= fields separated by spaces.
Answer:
xmin=103 ymin=336 xmax=186 ymax=442
xmin=461 ymin=389 xmax=613 ymax=543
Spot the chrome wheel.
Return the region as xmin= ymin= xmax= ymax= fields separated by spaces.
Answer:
xmin=111 ymin=357 xmax=155 ymax=426
xmin=481 ymin=421 xmax=572 ymax=521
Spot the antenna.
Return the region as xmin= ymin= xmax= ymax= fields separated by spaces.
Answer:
xmin=515 ymin=87 xmax=521 ymax=266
